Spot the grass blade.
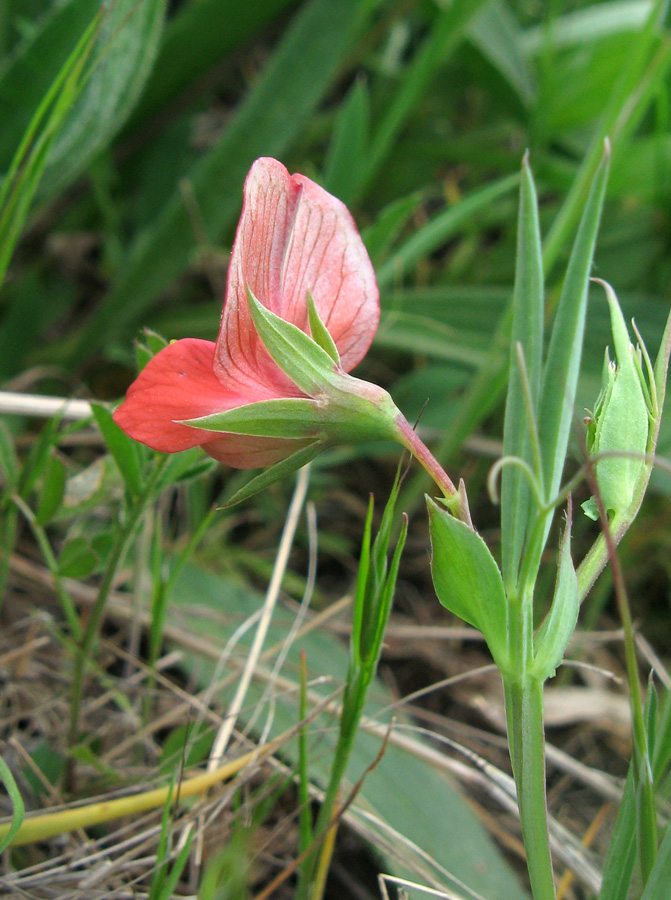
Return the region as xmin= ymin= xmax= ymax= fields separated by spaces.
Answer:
xmin=376 ymin=172 xmax=519 ymax=288
xmin=640 ymin=812 xmax=671 ymax=899
xmin=323 ymin=77 xmax=370 ymax=205
xmin=0 ymin=755 xmax=25 ymax=852
xmin=0 ymin=9 xmax=102 ymax=286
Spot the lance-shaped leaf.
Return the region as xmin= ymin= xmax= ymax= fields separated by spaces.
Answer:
xmin=501 ymin=153 xmax=544 ymax=592
xmin=538 ymin=144 xmax=610 ymax=505
xmin=427 ymin=498 xmax=508 ymax=668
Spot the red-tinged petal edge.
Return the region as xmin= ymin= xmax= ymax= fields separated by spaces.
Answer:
xmin=214 ymin=158 xmax=379 ymax=394
xmin=286 ymin=172 xmax=379 ymax=371
xmin=113 ymin=339 xmax=248 ymax=453
xmin=203 ymin=434 xmax=313 ymax=469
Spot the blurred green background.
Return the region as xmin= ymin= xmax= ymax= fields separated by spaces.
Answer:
xmin=2 ymin=2 xmax=671 ymax=896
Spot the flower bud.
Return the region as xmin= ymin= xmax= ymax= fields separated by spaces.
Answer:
xmin=583 ymin=281 xmax=651 ymax=519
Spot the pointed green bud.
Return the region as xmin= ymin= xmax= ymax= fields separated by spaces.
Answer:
xmin=583 ymin=281 xmax=650 ymax=520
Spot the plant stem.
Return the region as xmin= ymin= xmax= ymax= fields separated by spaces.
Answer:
xmin=593 ymin=506 xmax=658 ymax=880
xmin=503 ymin=673 xmax=556 ymax=900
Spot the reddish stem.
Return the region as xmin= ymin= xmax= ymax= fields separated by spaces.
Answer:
xmin=395 ymin=414 xmax=470 ymax=524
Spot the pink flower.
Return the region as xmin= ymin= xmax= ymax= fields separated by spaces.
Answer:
xmin=113 ymin=158 xmax=379 ymax=468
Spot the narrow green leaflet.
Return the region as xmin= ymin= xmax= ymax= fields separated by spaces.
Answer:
xmin=501 ymin=155 xmax=544 ymax=591
xmin=538 ymin=146 xmax=610 ymax=506
xmin=427 ymin=498 xmax=508 ymax=667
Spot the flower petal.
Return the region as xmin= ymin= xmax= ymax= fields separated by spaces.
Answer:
xmin=113 ymin=339 xmax=247 ymax=452
xmin=203 ymin=434 xmax=314 ymax=469
xmin=287 ymin=172 xmax=379 ymax=371
xmin=214 ymin=157 xmax=379 ymax=394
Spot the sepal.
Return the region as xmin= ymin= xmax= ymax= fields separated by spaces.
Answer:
xmin=532 ymin=503 xmax=579 ymax=680
xmin=222 ymin=440 xmax=326 ymax=507
xmin=181 ymin=398 xmax=322 ymax=440
xmin=246 ymin=287 xmax=337 ymax=394
xmin=307 ymin=290 xmax=340 ymax=364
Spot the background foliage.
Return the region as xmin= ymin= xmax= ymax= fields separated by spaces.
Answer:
xmin=1 ymin=1 xmax=671 ymax=898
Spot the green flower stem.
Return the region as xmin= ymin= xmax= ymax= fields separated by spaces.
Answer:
xmin=503 ymin=672 xmax=556 ymax=900
xmin=580 ymin=501 xmax=658 ymax=880
xmin=576 ymin=510 xmax=628 ymax=600
xmin=68 ymin=457 xmax=168 ymax=755
xmin=503 ymin=510 xmax=557 ymax=900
